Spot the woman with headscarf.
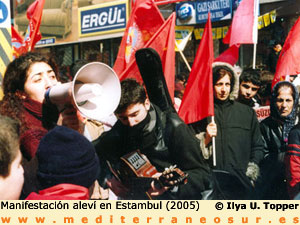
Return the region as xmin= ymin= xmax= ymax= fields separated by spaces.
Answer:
xmin=259 ymin=81 xmax=299 ymax=199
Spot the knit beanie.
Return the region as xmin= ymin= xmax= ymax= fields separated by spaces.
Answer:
xmin=37 ymin=126 xmax=100 ymax=189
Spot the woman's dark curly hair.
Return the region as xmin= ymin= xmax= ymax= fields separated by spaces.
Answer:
xmin=0 ymin=52 xmax=58 ymax=133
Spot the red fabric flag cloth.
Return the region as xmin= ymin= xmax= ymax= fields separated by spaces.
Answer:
xmin=119 ymin=13 xmax=176 ymax=100
xmin=222 ymin=25 xmax=231 ymax=44
xmin=224 ymin=0 xmax=258 ymax=46
xmin=23 ymin=0 xmax=45 ymax=51
xmin=214 ymin=44 xmax=240 ymax=66
xmin=272 ymin=17 xmax=300 ymax=88
xmin=113 ymin=0 xmax=164 ymax=76
xmin=178 ymin=13 xmax=214 ymax=124
xmin=11 ymin=25 xmax=27 ymax=59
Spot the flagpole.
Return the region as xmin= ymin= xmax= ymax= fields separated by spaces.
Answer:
xmin=175 ymin=41 xmax=191 ymax=72
xmin=252 ymin=0 xmax=258 ymax=69
xmin=252 ymin=43 xmax=257 ymax=69
xmin=212 ymin=116 xmax=216 ymax=167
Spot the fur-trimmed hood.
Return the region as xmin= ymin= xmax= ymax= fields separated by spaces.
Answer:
xmin=212 ymin=62 xmax=240 ymax=100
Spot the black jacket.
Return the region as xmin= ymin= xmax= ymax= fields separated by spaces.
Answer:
xmin=93 ymin=104 xmax=212 ymax=200
xmin=192 ymin=100 xmax=264 ymax=192
xmin=258 ymin=116 xmax=290 ymax=199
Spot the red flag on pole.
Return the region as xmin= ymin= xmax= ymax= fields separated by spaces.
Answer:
xmin=23 ymin=0 xmax=45 ymax=51
xmin=119 ymin=13 xmax=176 ymax=100
xmin=272 ymin=17 xmax=300 ymax=88
xmin=214 ymin=44 xmax=240 ymax=66
xmin=113 ymin=0 xmax=164 ymax=76
xmin=178 ymin=12 xmax=214 ymax=124
xmin=223 ymin=0 xmax=258 ymax=46
xmin=11 ymin=26 xmax=27 ymax=59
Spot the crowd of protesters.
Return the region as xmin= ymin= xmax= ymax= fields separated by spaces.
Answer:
xmin=2 ymin=50 xmax=300 ymax=200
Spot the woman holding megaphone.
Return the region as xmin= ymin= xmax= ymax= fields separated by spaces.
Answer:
xmin=0 ymin=52 xmax=86 ymax=198
xmin=0 ymin=52 xmax=85 ymax=159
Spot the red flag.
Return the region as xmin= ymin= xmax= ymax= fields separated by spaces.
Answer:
xmin=11 ymin=26 xmax=27 ymax=59
xmin=224 ymin=0 xmax=258 ymax=46
xmin=23 ymin=0 xmax=45 ymax=51
xmin=119 ymin=13 xmax=176 ymax=100
xmin=113 ymin=0 xmax=164 ymax=76
xmin=178 ymin=13 xmax=214 ymax=124
xmin=214 ymin=44 xmax=240 ymax=66
xmin=272 ymin=17 xmax=300 ymax=88
xmin=222 ymin=26 xmax=231 ymax=44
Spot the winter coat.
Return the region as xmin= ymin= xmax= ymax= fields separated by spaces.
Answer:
xmin=26 ymin=183 xmax=90 ymax=200
xmin=93 ymin=104 xmax=213 ymax=200
xmin=258 ymin=81 xmax=298 ymax=199
xmin=192 ymin=99 xmax=264 ymax=197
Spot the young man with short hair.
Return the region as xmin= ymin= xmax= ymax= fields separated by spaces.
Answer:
xmin=94 ymin=79 xmax=212 ymax=199
xmin=237 ymin=68 xmax=261 ymax=108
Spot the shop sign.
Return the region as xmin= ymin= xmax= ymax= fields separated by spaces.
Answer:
xmin=79 ymin=0 xmax=128 ymax=37
xmin=0 ymin=0 xmax=10 ymax=28
xmin=36 ymin=37 xmax=56 ymax=46
xmin=176 ymin=0 xmax=232 ymax=25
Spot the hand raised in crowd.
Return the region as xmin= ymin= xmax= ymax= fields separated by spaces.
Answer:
xmin=205 ymin=122 xmax=217 ymax=146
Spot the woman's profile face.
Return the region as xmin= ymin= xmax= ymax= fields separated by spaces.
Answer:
xmin=275 ymin=86 xmax=294 ymax=117
xmin=24 ymin=62 xmax=58 ymax=103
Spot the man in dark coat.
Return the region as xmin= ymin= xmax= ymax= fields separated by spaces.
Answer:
xmin=93 ymin=79 xmax=212 ymax=200
xmin=192 ymin=62 xmax=264 ymax=199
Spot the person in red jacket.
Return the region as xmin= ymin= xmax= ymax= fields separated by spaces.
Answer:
xmin=0 ymin=52 xmax=84 ymax=198
xmin=26 ymin=126 xmax=100 ymax=200
xmin=0 ymin=52 xmax=83 ymax=160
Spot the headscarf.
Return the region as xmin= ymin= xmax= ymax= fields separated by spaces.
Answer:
xmin=270 ymin=81 xmax=299 ymax=145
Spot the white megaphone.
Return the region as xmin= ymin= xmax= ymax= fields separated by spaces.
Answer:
xmin=45 ymin=62 xmax=121 ymax=122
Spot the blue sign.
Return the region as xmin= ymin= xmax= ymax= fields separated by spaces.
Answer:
xmin=79 ymin=2 xmax=127 ymax=37
xmin=177 ymin=3 xmax=194 ymax=20
xmin=176 ymin=0 xmax=232 ymax=25
xmin=0 ymin=1 xmax=9 ymax=24
xmin=36 ymin=38 xmax=56 ymax=46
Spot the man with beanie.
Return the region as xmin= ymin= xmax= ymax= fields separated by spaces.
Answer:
xmin=26 ymin=126 xmax=100 ymax=200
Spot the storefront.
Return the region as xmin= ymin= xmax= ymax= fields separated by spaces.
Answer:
xmin=12 ymin=0 xmax=128 ymax=81
xmin=11 ymin=0 xmax=300 ymax=79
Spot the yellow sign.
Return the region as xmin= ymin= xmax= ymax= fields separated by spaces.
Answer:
xmin=175 ymin=26 xmax=194 ymax=52
xmin=194 ymin=28 xmax=204 ymax=40
xmin=212 ymin=28 xmax=216 ymax=39
xmin=216 ymin=27 xmax=222 ymax=39
xmin=270 ymin=10 xmax=276 ymax=23
xmin=258 ymin=16 xmax=264 ymax=30
xmin=222 ymin=26 xmax=228 ymax=38
xmin=263 ymin=13 xmax=271 ymax=27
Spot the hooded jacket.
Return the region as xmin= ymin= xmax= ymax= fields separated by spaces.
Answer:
xmin=192 ymin=62 xmax=264 ymax=199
